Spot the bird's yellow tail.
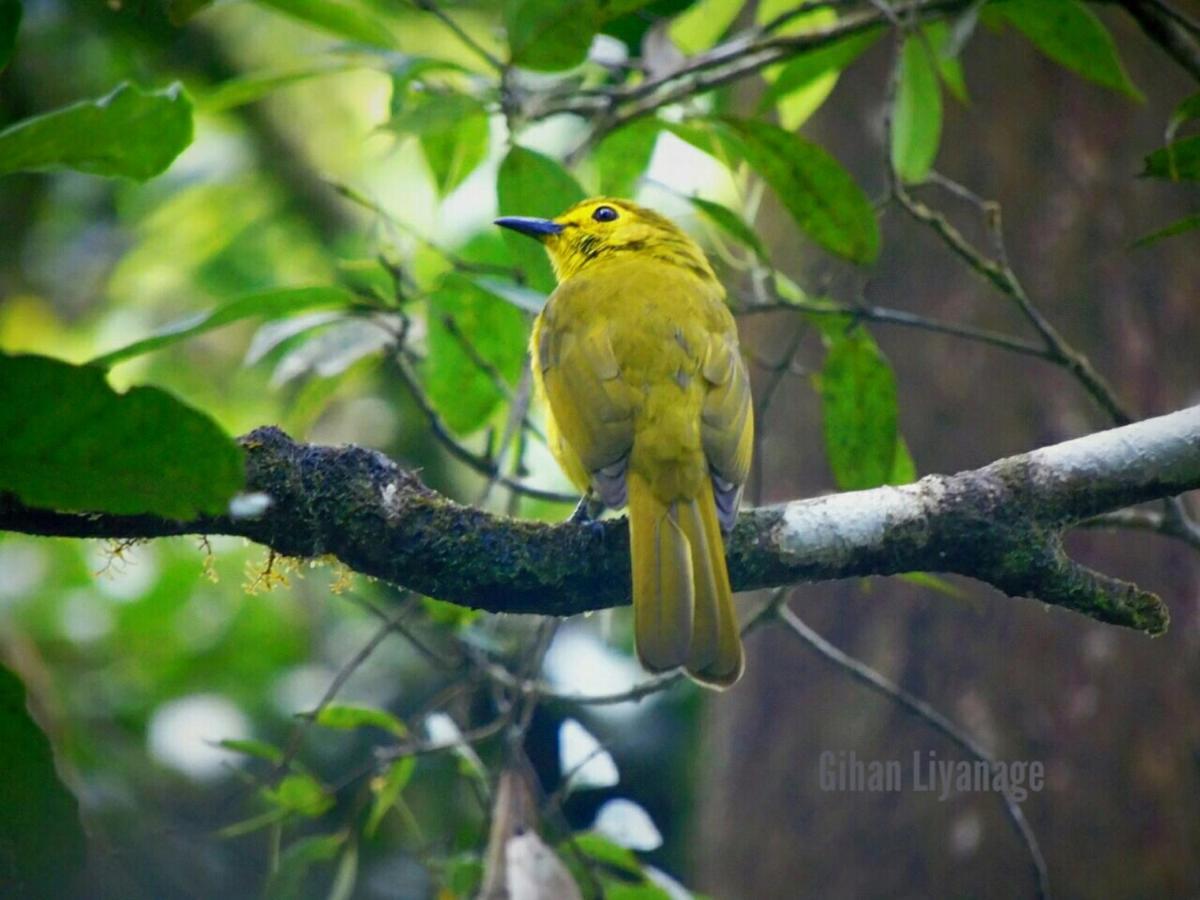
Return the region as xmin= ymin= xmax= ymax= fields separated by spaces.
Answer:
xmin=627 ymin=470 xmax=744 ymax=688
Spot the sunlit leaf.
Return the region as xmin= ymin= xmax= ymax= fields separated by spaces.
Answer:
xmin=0 ymin=353 xmax=244 ymax=518
xmin=1142 ymin=135 xmax=1200 ymax=181
xmin=366 ymin=756 xmax=416 ymax=837
xmin=270 ymin=317 xmax=394 ymax=386
xmin=890 ymin=435 xmax=917 ymax=485
xmin=669 ymin=0 xmax=741 ymax=54
xmin=254 ymin=0 xmax=397 ymax=49
xmin=1131 ymin=212 xmax=1200 ymax=248
xmin=329 ymin=842 xmax=358 ymax=900
xmin=219 ymin=738 xmax=285 ymax=763
xmin=166 ymin=0 xmax=216 ymax=24
xmin=92 ymin=286 xmax=357 ymax=368
xmin=470 ymin=276 xmax=548 ymax=314
xmin=424 ymin=272 xmax=528 ymax=435
xmin=756 ymin=2 xmax=840 ymax=130
xmin=899 ymin=571 xmax=965 ymax=597
xmin=244 ymin=312 xmax=346 ymax=367
xmin=445 ymin=853 xmax=484 ymax=897
xmin=757 ymin=28 xmax=881 ymax=116
xmin=390 ymin=92 xmax=492 ymax=197
xmin=686 ymin=195 xmax=768 ymax=262
xmin=201 ymin=63 xmax=352 ymax=113
xmin=991 ymin=0 xmax=1142 ymax=100
xmin=594 ymin=118 xmax=661 ymax=197
xmin=712 ymin=117 xmax=879 ymax=264
xmin=315 ymin=703 xmax=407 ymax=737
xmin=603 ymin=881 xmax=673 ymax=900
xmin=263 ymin=773 xmax=334 ymax=818
xmin=0 ymin=664 xmax=86 ymax=897
xmin=505 ymin=0 xmax=651 ymax=71
xmin=506 ymin=0 xmax=599 ymax=70
xmin=1168 ymin=93 xmax=1200 ymax=140
xmin=819 ymin=330 xmax=899 ymax=491
xmin=0 ymin=0 xmax=20 ymax=71
xmin=923 ymin=21 xmax=968 ymax=104
xmin=0 ymin=82 xmax=193 ymax=181
xmin=892 ymin=36 xmax=942 ymax=184
xmin=570 ymin=831 xmax=644 ymax=876
xmin=497 ymin=145 xmax=586 ymax=292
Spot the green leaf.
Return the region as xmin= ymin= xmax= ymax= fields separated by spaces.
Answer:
xmin=254 ymin=0 xmax=397 ymax=48
xmin=1131 ymin=212 xmax=1200 ymax=248
xmin=898 ymin=571 xmax=965 ymax=597
xmin=594 ymin=118 xmax=661 ymax=198
xmin=1143 ymin=135 xmax=1200 ymax=181
xmin=892 ymin=35 xmax=942 ymax=184
xmin=264 ymin=832 xmax=346 ymax=900
xmin=366 ymin=756 xmax=417 ymax=837
xmin=756 ymin=2 xmax=840 ymax=130
xmin=0 ymin=82 xmax=193 ymax=181
xmin=687 ymin=195 xmax=768 ymax=262
xmin=329 ymin=842 xmax=358 ymax=900
xmin=506 ymin=0 xmax=653 ymax=71
xmin=1168 ymin=92 xmax=1200 ymax=140
xmin=219 ymin=738 xmax=285 ymax=764
xmin=757 ymin=27 xmax=881 ymax=128
xmin=889 ymin=435 xmax=916 ymax=485
xmin=388 ymin=87 xmax=491 ymax=196
xmin=992 ymin=0 xmax=1142 ymax=100
xmin=0 ymin=664 xmax=86 ymax=898
xmin=669 ymin=0 xmax=741 ymax=54
xmin=496 ymin=145 xmax=586 ymax=292
xmin=424 ymin=272 xmax=528 ymax=435
xmin=0 ymin=0 xmax=20 ymax=71
xmin=91 ymin=285 xmax=357 ymax=368
xmin=315 ymin=703 xmax=407 ymax=737
xmin=923 ymin=21 xmax=969 ymax=104
xmin=505 ymin=0 xmax=592 ymax=70
xmin=711 ymin=117 xmax=880 ymax=264
xmin=444 ymin=853 xmax=484 ymax=896
xmin=201 ymin=64 xmax=352 ymax=113
xmin=603 ymin=882 xmax=673 ymax=900
xmin=470 ymin=276 xmax=548 ymax=314
xmin=819 ymin=330 xmax=899 ymax=490
xmin=166 ymin=0 xmax=216 ymax=24
xmin=263 ymin=773 xmax=334 ymax=818
xmin=572 ymin=831 xmax=644 ymax=877
xmin=0 ymin=353 xmax=244 ymax=518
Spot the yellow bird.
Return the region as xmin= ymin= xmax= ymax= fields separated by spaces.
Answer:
xmin=497 ymin=198 xmax=754 ymax=688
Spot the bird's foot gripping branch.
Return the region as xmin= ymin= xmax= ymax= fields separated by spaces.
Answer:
xmin=3 ymin=406 xmax=1199 ymax=634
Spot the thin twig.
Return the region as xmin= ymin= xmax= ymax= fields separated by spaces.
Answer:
xmin=738 ymin=297 xmax=1052 ymax=359
xmin=409 ymin=0 xmax=505 ymax=71
xmin=392 ymin=349 xmax=577 ymax=504
xmin=776 ymin=599 xmax=1051 ymax=900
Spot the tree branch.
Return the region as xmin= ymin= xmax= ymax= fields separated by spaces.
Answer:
xmin=3 ymin=407 xmax=1198 ymax=633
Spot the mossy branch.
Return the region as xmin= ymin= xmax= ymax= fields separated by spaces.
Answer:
xmin=3 ymin=406 xmax=1199 ymax=634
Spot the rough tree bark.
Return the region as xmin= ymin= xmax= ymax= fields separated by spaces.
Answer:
xmin=2 ymin=406 xmax=1197 ymax=634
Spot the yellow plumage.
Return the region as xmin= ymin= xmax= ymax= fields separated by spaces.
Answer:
xmin=497 ymin=198 xmax=753 ymax=688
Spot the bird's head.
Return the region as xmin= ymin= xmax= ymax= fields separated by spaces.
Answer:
xmin=496 ymin=197 xmax=716 ymax=284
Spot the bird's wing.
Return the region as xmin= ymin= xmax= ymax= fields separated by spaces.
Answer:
xmin=537 ymin=292 xmax=636 ymax=508
xmin=700 ymin=321 xmax=754 ymax=532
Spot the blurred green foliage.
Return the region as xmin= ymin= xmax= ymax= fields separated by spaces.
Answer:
xmin=0 ymin=0 xmax=1182 ymax=896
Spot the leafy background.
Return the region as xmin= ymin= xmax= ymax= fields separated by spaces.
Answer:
xmin=1 ymin=0 xmax=1199 ymax=898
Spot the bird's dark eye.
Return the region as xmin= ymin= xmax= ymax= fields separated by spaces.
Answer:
xmin=592 ymin=205 xmax=619 ymax=223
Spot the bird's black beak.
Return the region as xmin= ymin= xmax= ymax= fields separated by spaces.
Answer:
xmin=494 ymin=216 xmax=564 ymax=239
